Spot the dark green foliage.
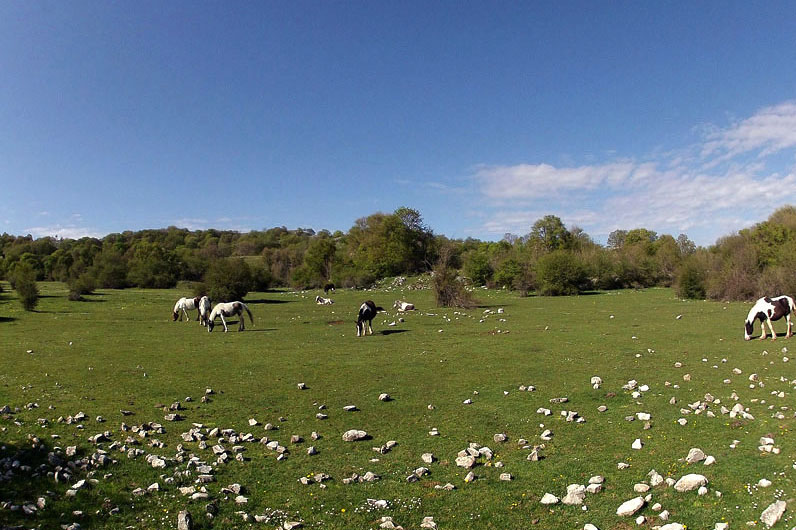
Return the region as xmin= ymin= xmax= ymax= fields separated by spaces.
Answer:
xmin=11 ymin=262 xmax=39 ymax=311
xmin=535 ymin=250 xmax=588 ymax=296
xmin=205 ymin=258 xmax=252 ymax=301
xmin=67 ymin=273 xmax=96 ymax=301
xmin=675 ymin=258 xmax=706 ymax=299
xmin=462 ymin=250 xmax=493 ymax=286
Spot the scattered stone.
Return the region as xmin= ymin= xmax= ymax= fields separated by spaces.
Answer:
xmin=562 ymin=484 xmax=586 ymax=505
xmin=540 ymin=493 xmax=560 ymax=505
xmin=378 ymin=393 xmax=391 ymax=401
xmin=342 ymin=429 xmax=368 ymax=442
xmin=685 ymin=447 xmax=706 ymax=464
xmin=177 ymin=510 xmax=193 ymax=530
xmin=674 ymin=474 xmax=708 ymax=492
xmin=616 ymin=497 xmax=645 ymax=516
xmin=760 ymin=500 xmax=786 ymax=528
xmin=422 ymin=453 xmax=435 ymax=464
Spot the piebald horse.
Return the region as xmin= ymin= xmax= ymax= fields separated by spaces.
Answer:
xmin=173 ymin=296 xmax=202 ymax=322
xmin=198 ymin=295 xmax=212 ymax=326
xmin=356 ymin=300 xmax=384 ymax=337
xmin=207 ymin=301 xmax=254 ymax=332
xmin=744 ymin=295 xmax=795 ymax=341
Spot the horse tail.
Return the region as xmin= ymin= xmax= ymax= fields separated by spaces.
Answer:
xmin=242 ymin=302 xmax=254 ymax=326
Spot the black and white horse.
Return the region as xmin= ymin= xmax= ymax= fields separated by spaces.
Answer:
xmin=207 ymin=301 xmax=254 ymax=332
xmin=744 ymin=295 xmax=795 ymax=340
xmin=315 ymin=295 xmax=334 ymax=305
xmin=323 ymin=283 xmax=335 ymax=295
xmin=356 ymin=300 xmax=384 ymax=337
xmin=198 ymin=296 xmax=212 ymax=326
xmin=173 ymin=296 xmax=202 ymax=322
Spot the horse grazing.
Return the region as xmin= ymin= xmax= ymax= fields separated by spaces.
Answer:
xmin=198 ymin=296 xmax=212 ymax=326
xmin=323 ymin=283 xmax=336 ymax=295
xmin=315 ymin=295 xmax=334 ymax=305
xmin=393 ymin=300 xmax=415 ymax=312
xmin=173 ymin=296 xmax=202 ymax=322
xmin=356 ymin=300 xmax=384 ymax=337
xmin=744 ymin=295 xmax=795 ymax=340
xmin=207 ymin=301 xmax=254 ymax=333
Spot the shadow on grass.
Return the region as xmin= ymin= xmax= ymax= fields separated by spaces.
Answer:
xmin=245 ymin=299 xmax=292 ymax=305
xmin=381 ymin=329 xmax=409 ymax=335
xmin=0 ymin=316 xmax=17 ymax=323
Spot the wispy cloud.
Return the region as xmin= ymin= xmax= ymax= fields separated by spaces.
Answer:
xmin=471 ymin=100 xmax=796 ymax=244
xmin=24 ymin=224 xmax=103 ymax=240
xmin=701 ymin=100 xmax=796 ymax=162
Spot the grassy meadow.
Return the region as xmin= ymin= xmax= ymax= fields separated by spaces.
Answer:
xmin=0 ymin=282 xmax=794 ymax=529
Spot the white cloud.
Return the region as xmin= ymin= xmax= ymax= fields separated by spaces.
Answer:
xmin=471 ymin=100 xmax=796 ymax=245
xmin=24 ymin=225 xmax=103 ymax=240
xmin=475 ymin=161 xmax=636 ymax=200
xmin=701 ymin=100 xmax=796 ymax=162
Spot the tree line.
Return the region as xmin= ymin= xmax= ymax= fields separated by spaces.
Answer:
xmin=2 ymin=205 xmax=795 ymax=307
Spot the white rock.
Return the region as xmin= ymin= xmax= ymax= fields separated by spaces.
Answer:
xmin=760 ymin=500 xmax=786 ymax=528
xmin=674 ymin=474 xmax=708 ymax=492
xmin=616 ymin=497 xmax=645 ymax=516
xmin=342 ymin=429 xmax=368 ymax=442
xmin=659 ymin=524 xmax=685 ymax=530
xmin=540 ymin=493 xmax=560 ymax=505
xmin=562 ymin=484 xmax=586 ymax=505
xmin=704 ymin=455 xmax=716 ymax=466
xmin=631 ymin=439 xmax=643 ymax=450
xmin=758 ymin=478 xmax=772 ymax=488
xmin=685 ymin=447 xmax=706 ymax=464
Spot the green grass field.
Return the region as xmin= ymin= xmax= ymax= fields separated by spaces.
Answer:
xmin=0 ymin=282 xmax=794 ymax=529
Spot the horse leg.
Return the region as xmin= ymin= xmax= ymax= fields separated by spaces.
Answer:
xmin=220 ymin=314 xmax=229 ymax=332
xmin=238 ymin=311 xmax=245 ymax=331
xmin=787 ymin=314 xmax=793 ymax=338
xmin=767 ymin=318 xmax=777 ymax=340
xmin=367 ymin=319 xmax=373 ymax=335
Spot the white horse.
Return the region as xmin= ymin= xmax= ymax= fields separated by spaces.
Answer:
xmin=207 ymin=301 xmax=254 ymax=332
xmin=173 ymin=296 xmax=202 ymax=322
xmin=744 ymin=295 xmax=795 ymax=340
xmin=198 ymin=296 xmax=212 ymax=326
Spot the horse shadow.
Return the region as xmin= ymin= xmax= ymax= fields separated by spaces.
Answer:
xmin=381 ymin=329 xmax=409 ymax=336
xmin=0 ymin=316 xmax=16 ymax=323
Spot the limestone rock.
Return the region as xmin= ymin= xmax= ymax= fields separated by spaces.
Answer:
xmin=540 ymin=493 xmax=560 ymax=505
xmin=674 ymin=474 xmax=708 ymax=492
xmin=616 ymin=496 xmax=645 ymax=516
xmin=760 ymin=500 xmax=786 ymax=528
xmin=177 ymin=510 xmax=193 ymax=530
xmin=685 ymin=447 xmax=706 ymax=464
xmin=342 ymin=429 xmax=368 ymax=442
xmin=562 ymin=484 xmax=586 ymax=505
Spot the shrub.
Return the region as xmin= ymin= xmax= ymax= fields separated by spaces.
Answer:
xmin=67 ymin=272 xmax=96 ymax=301
xmin=674 ymin=259 xmax=706 ymax=299
xmin=205 ymin=258 xmax=252 ymax=301
xmin=535 ymin=250 xmax=587 ymax=296
xmin=432 ymin=247 xmax=477 ymax=308
xmin=12 ymin=263 xmax=39 ymax=311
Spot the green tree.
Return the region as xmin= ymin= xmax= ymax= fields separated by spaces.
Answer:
xmin=529 ymin=215 xmax=571 ymax=253
xmin=205 ymin=258 xmax=252 ymax=301
xmin=535 ymin=250 xmax=588 ymax=296
xmin=12 ymin=262 xmax=39 ymax=311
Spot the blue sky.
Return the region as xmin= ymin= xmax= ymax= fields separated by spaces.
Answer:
xmin=1 ymin=2 xmax=795 ymax=246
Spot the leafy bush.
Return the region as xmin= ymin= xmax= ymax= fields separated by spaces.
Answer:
xmin=205 ymin=258 xmax=252 ymax=301
xmin=535 ymin=250 xmax=588 ymax=296
xmin=432 ymin=247 xmax=477 ymax=308
xmin=67 ymin=272 xmax=97 ymax=301
xmin=12 ymin=262 xmax=39 ymax=311
xmin=674 ymin=259 xmax=706 ymax=299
